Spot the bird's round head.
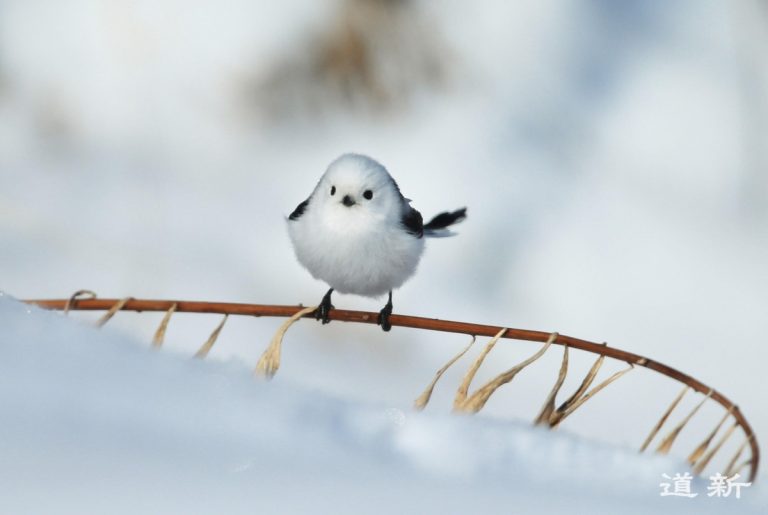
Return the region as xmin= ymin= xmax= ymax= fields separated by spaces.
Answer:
xmin=313 ymin=154 xmax=404 ymax=222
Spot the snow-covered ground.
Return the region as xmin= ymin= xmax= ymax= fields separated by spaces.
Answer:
xmin=1 ymin=0 xmax=767 ymax=511
xmin=2 ymin=294 xmax=764 ymax=514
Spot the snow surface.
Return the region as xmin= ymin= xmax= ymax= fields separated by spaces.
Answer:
xmin=1 ymin=294 xmax=763 ymax=514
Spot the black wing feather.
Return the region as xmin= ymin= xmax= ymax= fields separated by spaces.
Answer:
xmin=288 ymin=198 xmax=310 ymax=221
xmin=423 ymin=208 xmax=466 ymax=232
xmin=401 ymin=206 xmax=424 ymax=238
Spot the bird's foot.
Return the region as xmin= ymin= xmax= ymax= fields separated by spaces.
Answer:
xmin=377 ymin=292 xmax=393 ymax=332
xmin=315 ymin=288 xmax=334 ymax=325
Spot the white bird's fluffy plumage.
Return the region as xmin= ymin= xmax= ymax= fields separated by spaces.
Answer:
xmin=287 ymin=154 xmax=425 ymax=297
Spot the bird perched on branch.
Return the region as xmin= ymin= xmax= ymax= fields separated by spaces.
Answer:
xmin=287 ymin=153 xmax=466 ymax=331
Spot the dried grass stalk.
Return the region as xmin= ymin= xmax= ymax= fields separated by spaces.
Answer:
xmin=453 ymin=328 xmax=507 ymax=408
xmin=549 ymin=362 xmax=634 ymax=427
xmin=692 ymin=421 xmax=739 ymax=475
xmin=414 ymin=336 xmax=476 ymax=410
xmin=656 ymin=390 xmax=712 ymax=455
xmin=152 ymin=303 xmax=178 ymax=349
xmin=534 ymin=344 xmax=569 ymax=426
xmin=729 ymin=459 xmax=753 ymax=479
xmin=687 ymin=408 xmax=733 ymax=465
xmin=64 ymin=290 xmax=97 ymax=315
xmin=553 ymin=343 xmax=607 ymax=418
xmin=255 ymin=305 xmax=317 ymax=379
xmin=95 ymin=297 xmax=133 ymax=327
xmin=193 ymin=315 xmax=228 ymax=359
xmin=724 ymin=438 xmax=751 ymax=478
xmin=640 ymin=386 xmax=690 ymax=453
xmin=454 ymin=332 xmax=557 ymax=414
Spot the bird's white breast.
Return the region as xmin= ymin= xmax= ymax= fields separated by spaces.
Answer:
xmin=288 ymin=202 xmax=424 ymax=297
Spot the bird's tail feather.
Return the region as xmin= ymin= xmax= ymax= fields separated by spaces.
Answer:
xmin=423 ymin=207 xmax=467 ymax=237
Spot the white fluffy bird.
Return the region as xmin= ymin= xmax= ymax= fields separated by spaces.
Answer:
xmin=287 ymin=153 xmax=466 ymax=331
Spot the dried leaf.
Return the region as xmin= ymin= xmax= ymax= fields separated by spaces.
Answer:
xmin=152 ymin=303 xmax=178 ymax=349
xmin=453 ymin=328 xmax=506 ymax=409
xmin=656 ymin=390 xmax=712 ymax=455
xmin=550 ymin=362 xmax=634 ymax=427
xmin=724 ymin=438 xmax=750 ymax=478
xmin=640 ymin=386 xmax=689 ymax=452
xmin=255 ymin=306 xmax=317 ymax=379
xmin=534 ymin=344 xmax=569 ymax=426
xmin=455 ymin=332 xmax=557 ymax=414
xmin=729 ymin=459 xmax=753 ymax=480
xmin=692 ymin=421 xmax=738 ymax=475
xmin=95 ymin=297 xmax=132 ymax=327
xmin=64 ymin=290 xmax=97 ymax=315
xmin=687 ymin=408 xmax=733 ymax=465
xmin=194 ymin=314 xmax=228 ymax=359
xmin=414 ymin=336 xmax=475 ymax=410
xmin=554 ymin=343 xmax=606 ymax=417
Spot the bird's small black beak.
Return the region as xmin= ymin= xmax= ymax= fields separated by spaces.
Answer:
xmin=342 ymin=195 xmax=356 ymax=207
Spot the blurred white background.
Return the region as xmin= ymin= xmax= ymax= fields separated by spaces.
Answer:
xmin=1 ymin=0 xmax=767 ymax=480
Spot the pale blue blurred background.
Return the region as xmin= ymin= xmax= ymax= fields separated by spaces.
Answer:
xmin=2 ymin=0 xmax=767 ymax=479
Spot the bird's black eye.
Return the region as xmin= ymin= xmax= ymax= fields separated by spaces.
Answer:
xmin=330 ymin=186 xmax=336 ymax=196
xmin=363 ymin=190 xmax=373 ymax=200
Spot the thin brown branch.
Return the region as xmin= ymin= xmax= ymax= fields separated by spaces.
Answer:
xmin=24 ymin=297 xmax=760 ymax=482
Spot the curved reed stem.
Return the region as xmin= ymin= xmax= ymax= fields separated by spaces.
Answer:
xmin=25 ymin=296 xmax=760 ymax=481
